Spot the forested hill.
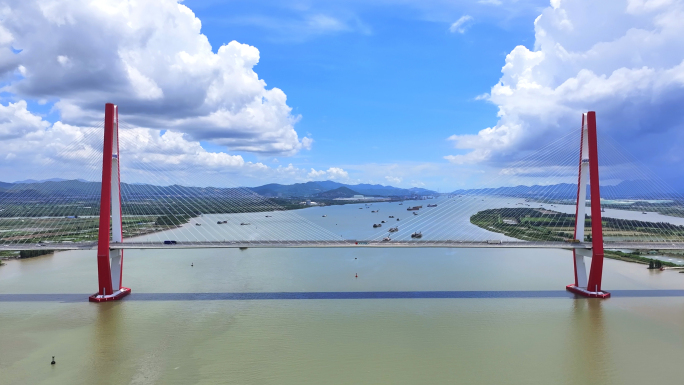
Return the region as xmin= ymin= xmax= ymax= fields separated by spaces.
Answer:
xmin=250 ymin=181 xmax=437 ymax=197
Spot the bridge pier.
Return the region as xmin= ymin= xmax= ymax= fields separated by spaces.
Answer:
xmin=90 ymin=103 xmax=130 ymax=303
xmin=566 ymin=112 xmax=610 ymax=299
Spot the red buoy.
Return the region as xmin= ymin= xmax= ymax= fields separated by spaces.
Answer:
xmin=355 ymin=273 xmax=358 ymax=278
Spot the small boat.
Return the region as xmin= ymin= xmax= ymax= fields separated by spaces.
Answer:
xmin=381 ymin=220 xmax=386 ymax=223
xmin=373 ymin=223 xmax=382 ymax=228
xmin=265 ymin=215 xmax=272 ymax=217
xmin=427 ymin=204 xmax=437 ymax=207
xmin=239 ymin=247 xmax=248 ymax=250
xmin=371 ymin=210 xmax=378 ymax=213
xmin=407 ymin=206 xmax=422 ymax=211
xmin=389 ymin=227 xmax=398 ymax=232
xmin=359 ymin=207 xmax=363 ymax=209
xmin=217 ymin=221 xmax=227 ymax=224
xmin=389 ymin=216 xmax=394 ymax=218
xmin=396 ymin=218 xmax=400 ymax=221
xmin=413 ymin=212 xmax=418 ymax=215
xmin=642 ymin=212 xmax=647 ymax=214
xmin=383 ymin=237 xmax=391 ymax=242
xmin=399 ymin=203 xmax=403 ymax=205
xmin=322 ymin=215 xmax=327 ymax=217
xmin=411 ymin=232 xmax=422 ymax=239
xmin=240 ymin=222 xmax=251 ymax=225
xmin=195 ymin=223 xmax=202 ymax=226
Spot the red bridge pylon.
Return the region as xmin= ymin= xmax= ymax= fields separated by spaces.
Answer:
xmin=90 ymin=103 xmax=131 ymax=302
xmin=566 ymin=111 xmax=610 ymax=299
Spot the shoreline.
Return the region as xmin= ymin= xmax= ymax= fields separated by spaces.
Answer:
xmin=469 ymin=207 xmax=684 ymax=269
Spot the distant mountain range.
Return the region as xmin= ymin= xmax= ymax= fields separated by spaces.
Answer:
xmin=451 ymin=180 xmax=679 ymax=200
xmin=250 ymin=181 xmax=438 ymax=198
xmin=12 ymin=178 xmax=89 ymax=184
xmin=0 ymin=179 xmax=438 ymax=199
xmin=0 ymin=178 xmax=677 ymax=201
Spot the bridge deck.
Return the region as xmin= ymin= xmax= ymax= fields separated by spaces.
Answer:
xmin=2 ymin=241 xmax=684 ymax=251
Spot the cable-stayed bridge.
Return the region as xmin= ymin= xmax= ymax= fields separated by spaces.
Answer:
xmin=1 ymin=104 xmax=684 ymax=301
xmin=3 ymin=241 xmax=684 ymax=251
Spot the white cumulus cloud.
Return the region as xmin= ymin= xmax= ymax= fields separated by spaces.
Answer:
xmin=0 ymin=100 xmax=49 ymax=140
xmin=307 ymin=167 xmax=349 ymax=181
xmin=446 ymin=0 xmax=684 ymax=180
xmin=0 ymin=0 xmax=311 ymax=156
xmin=0 ymin=100 xmax=328 ymax=186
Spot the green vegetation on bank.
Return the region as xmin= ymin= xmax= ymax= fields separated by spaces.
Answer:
xmin=19 ymin=249 xmax=54 ymax=259
xmin=0 ymin=198 xmax=296 ymax=218
xmin=0 ymin=197 xmax=397 ymax=246
xmin=2 ymin=249 xmax=55 ymax=262
xmin=155 ymin=215 xmax=190 ymax=226
xmin=531 ymin=198 xmax=684 ymax=219
xmin=470 ymin=207 xmax=684 ymax=266
xmin=470 ymin=208 xmax=574 ymax=242
xmin=0 ymin=215 xmax=186 ymax=245
xmin=470 ymin=208 xmax=684 ymax=242
xmin=0 ymin=196 xmax=386 ymax=219
xmin=0 ymin=250 xmax=19 ymax=265
xmin=603 ymin=249 xmax=678 ymax=267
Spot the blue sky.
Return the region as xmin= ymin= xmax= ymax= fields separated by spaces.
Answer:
xmin=1 ymin=0 xmax=683 ymax=192
xmin=186 ymin=0 xmax=543 ymax=182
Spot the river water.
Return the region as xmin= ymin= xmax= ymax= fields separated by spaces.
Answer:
xmin=1 ymin=198 xmax=684 ymax=384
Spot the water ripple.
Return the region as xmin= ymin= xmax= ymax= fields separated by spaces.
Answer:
xmin=2 ymin=290 xmax=684 ymax=302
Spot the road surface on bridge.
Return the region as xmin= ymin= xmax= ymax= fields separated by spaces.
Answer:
xmin=2 ymin=241 xmax=684 ymax=251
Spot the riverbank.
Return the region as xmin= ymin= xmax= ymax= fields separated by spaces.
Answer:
xmin=0 ymin=249 xmax=54 ymax=264
xmin=470 ymin=207 xmax=684 ymax=268
xmin=0 ymin=250 xmax=16 ymax=265
xmin=529 ymin=198 xmax=684 ymax=218
xmin=603 ymin=250 xmax=680 ymax=267
xmin=0 ymin=214 xmax=194 ymax=246
xmin=0 ymin=197 xmax=404 ymax=247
